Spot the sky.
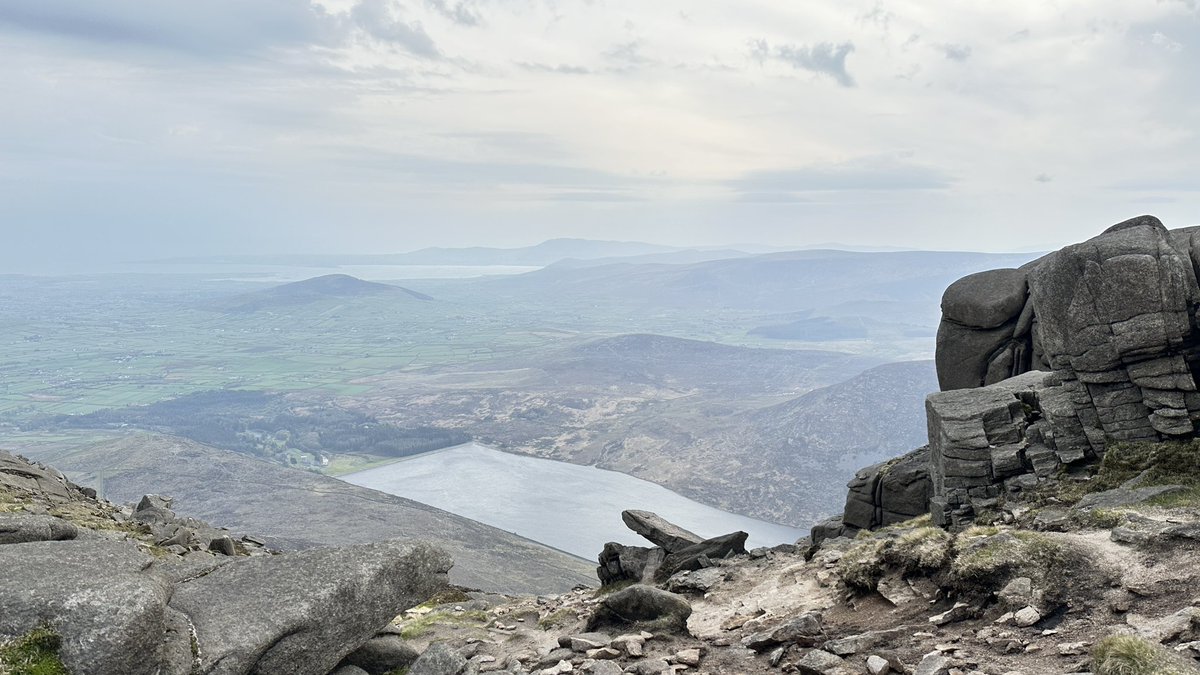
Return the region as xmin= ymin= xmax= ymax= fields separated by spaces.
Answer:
xmin=1 ymin=0 xmax=1198 ymax=268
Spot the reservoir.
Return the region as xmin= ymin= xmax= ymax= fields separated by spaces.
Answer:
xmin=340 ymin=443 xmax=806 ymax=559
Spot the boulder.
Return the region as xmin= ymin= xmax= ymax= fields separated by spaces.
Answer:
xmin=841 ymin=447 xmax=931 ymax=530
xmin=795 ymin=649 xmax=853 ymax=675
xmin=0 ymin=540 xmax=182 ymax=675
xmin=0 ymin=450 xmax=74 ymax=501
xmin=341 ymin=634 xmax=420 ymax=675
xmin=586 ymin=585 xmax=692 ymax=634
xmin=0 ymin=513 xmax=79 ymax=544
xmin=170 ymin=540 xmax=451 ymax=675
xmin=409 ymin=642 xmax=466 ymax=675
xmin=597 ymin=542 xmax=664 ymax=585
xmin=621 ymin=510 xmax=702 ymax=552
xmin=657 ymin=531 xmax=748 ymax=579
xmin=742 ymin=612 xmax=824 ymax=650
xmin=664 ymin=566 xmax=725 ymax=594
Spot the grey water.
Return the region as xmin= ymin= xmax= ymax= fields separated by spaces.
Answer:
xmin=340 ymin=443 xmax=806 ymax=559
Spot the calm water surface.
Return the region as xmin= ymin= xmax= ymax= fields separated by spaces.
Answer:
xmin=340 ymin=443 xmax=806 ymax=558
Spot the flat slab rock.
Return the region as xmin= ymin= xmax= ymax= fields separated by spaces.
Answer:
xmin=621 ymin=510 xmax=702 ymax=553
xmin=0 ymin=539 xmax=181 ymax=675
xmin=170 ymin=540 xmax=452 ymax=675
xmin=0 ymin=513 xmax=79 ymax=544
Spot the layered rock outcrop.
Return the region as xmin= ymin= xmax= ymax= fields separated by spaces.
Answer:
xmin=937 ymin=215 xmax=1200 ymax=443
xmin=927 ymin=215 xmax=1200 ymax=525
xmin=832 ymin=215 xmax=1200 ymax=531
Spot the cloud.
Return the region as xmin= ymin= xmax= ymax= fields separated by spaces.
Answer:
xmin=1108 ymin=178 xmax=1200 ymax=192
xmin=728 ymin=157 xmax=952 ymax=194
xmin=351 ymin=0 xmax=440 ymax=57
xmin=749 ymin=38 xmax=856 ymax=87
xmin=425 ymin=0 xmax=481 ymax=27
xmin=0 ymin=0 xmax=444 ymax=61
xmin=1150 ymin=31 xmax=1183 ymax=52
xmin=940 ymin=43 xmax=972 ymax=61
xmin=517 ymin=62 xmax=591 ymax=75
xmin=604 ymin=40 xmax=653 ymax=69
xmin=0 ymin=0 xmax=337 ymax=59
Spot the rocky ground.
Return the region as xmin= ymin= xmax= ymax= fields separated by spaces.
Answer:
xmin=3 ymin=446 xmax=1200 ymax=675
xmin=389 ymin=489 xmax=1200 ymax=675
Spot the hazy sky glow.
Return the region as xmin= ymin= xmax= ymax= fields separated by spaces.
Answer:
xmin=1 ymin=0 xmax=1198 ymax=267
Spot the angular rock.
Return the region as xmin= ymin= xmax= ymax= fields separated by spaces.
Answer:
xmin=410 ymin=642 xmax=467 ymax=675
xmin=823 ymin=628 xmax=904 ymax=656
xmin=664 ymin=567 xmax=724 ymax=594
xmin=657 ymin=531 xmax=748 ymax=579
xmin=568 ymin=632 xmax=612 ymax=652
xmin=586 ymin=585 xmax=692 ymax=634
xmin=913 ymin=653 xmax=951 ymax=675
xmin=0 ymin=540 xmax=180 ymax=675
xmin=795 ymin=648 xmax=852 ymax=675
xmin=0 ymin=450 xmax=75 ymax=501
xmin=621 ymin=510 xmax=702 ymax=553
xmin=742 ymin=612 xmax=824 ymax=650
xmin=671 ymin=647 xmax=702 ymax=667
xmin=597 ymin=542 xmax=664 ymax=586
xmin=0 ymin=513 xmax=79 ymax=544
xmin=170 ymin=540 xmax=451 ymax=675
xmin=342 ymin=634 xmax=420 ymax=675
xmin=841 ymin=447 xmax=931 ymax=530
xmin=929 ymin=602 xmax=974 ymax=626
xmin=1014 ymin=606 xmax=1041 ymax=627
xmin=1075 ymin=485 xmax=1188 ymax=510
xmin=866 ymin=654 xmax=891 ymax=675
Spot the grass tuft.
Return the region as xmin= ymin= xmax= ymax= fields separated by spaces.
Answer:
xmin=398 ymin=610 xmax=489 ymax=640
xmin=0 ymin=625 xmax=68 ymax=675
xmin=1092 ymin=634 xmax=1193 ymax=675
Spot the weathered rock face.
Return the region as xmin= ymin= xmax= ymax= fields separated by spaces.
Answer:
xmin=0 ymin=540 xmax=181 ymax=675
xmin=936 ymin=215 xmax=1200 ymax=452
xmin=841 ymin=447 xmax=932 ymax=531
xmin=843 ymin=215 xmax=1200 ymax=530
xmin=0 ymin=450 xmax=452 ymax=675
xmin=173 ymin=540 xmax=451 ymax=675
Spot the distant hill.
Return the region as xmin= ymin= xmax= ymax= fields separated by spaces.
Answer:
xmin=20 ymin=433 xmax=594 ymax=594
xmin=154 ymin=239 xmax=687 ymax=268
xmin=491 ymin=249 xmax=1038 ymax=319
xmin=210 ymin=274 xmax=432 ymax=313
xmin=546 ymin=334 xmax=879 ymax=395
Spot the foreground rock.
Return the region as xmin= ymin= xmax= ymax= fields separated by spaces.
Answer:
xmin=0 ymin=450 xmax=453 ymax=675
xmin=0 ymin=540 xmax=179 ymax=675
xmin=172 ymin=540 xmax=451 ymax=675
xmin=587 ymin=585 xmax=692 ymax=634
xmin=621 ymin=510 xmax=702 ymax=552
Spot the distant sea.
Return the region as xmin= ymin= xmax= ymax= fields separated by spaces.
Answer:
xmin=13 ymin=261 xmax=540 ymax=281
xmin=340 ymin=442 xmax=806 ymax=558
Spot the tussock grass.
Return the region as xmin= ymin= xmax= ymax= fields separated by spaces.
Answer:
xmin=837 ymin=526 xmax=952 ymax=591
xmin=0 ymin=626 xmax=68 ymax=675
xmin=1094 ymin=441 xmax=1200 ymax=492
xmin=398 ymin=610 xmax=490 ymax=640
xmin=1092 ymin=635 xmax=1193 ymax=675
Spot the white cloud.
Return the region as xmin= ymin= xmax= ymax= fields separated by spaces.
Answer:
xmin=1 ymin=0 xmax=1199 ymax=266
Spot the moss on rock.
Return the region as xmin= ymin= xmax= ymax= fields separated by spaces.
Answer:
xmin=0 ymin=626 xmax=68 ymax=675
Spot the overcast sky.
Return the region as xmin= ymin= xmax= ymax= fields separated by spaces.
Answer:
xmin=1 ymin=0 xmax=1198 ymax=267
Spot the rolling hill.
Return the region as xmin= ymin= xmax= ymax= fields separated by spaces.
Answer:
xmin=210 ymin=274 xmax=432 ymax=313
xmin=18 ymin=433 xmax=594 ymax=594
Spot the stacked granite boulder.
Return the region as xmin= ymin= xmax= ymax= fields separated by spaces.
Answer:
xmin=928 ymin=214 xmax=1200 ymax=526
xmin=825 ymin=215 xmax=1200 ymax=532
